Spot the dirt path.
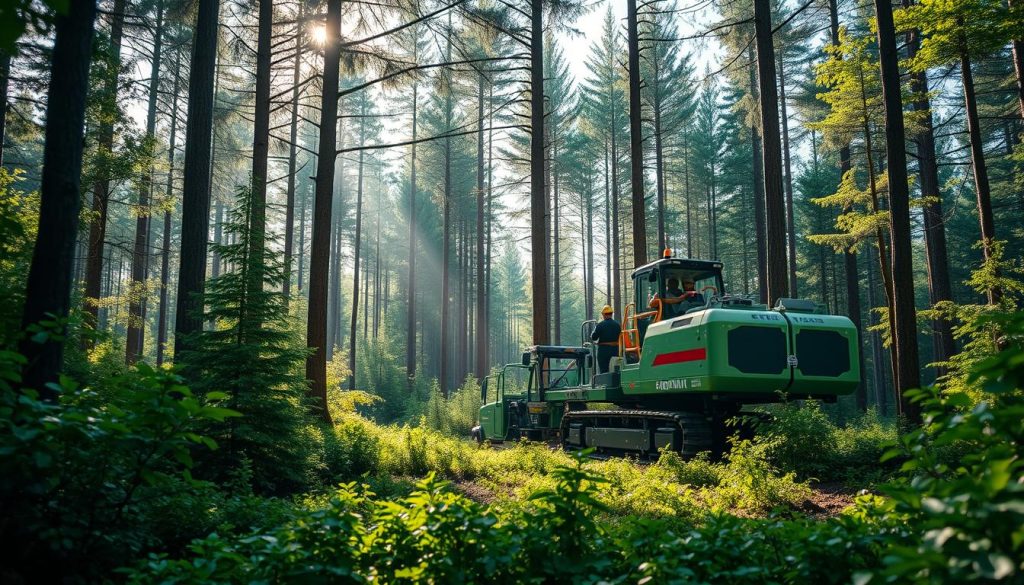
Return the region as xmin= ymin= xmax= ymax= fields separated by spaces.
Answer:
xmin=799 ymin=482 xmax=861 ymax=519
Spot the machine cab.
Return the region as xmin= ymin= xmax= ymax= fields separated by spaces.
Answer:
xmin=628 ymin=255 xmax=725 ymax=349
xmin=475 ymin=346 xmax=588 ymax=442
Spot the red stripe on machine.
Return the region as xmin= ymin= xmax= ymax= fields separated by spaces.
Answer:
xmin=652 ymin=348 xmax=706 ymax=366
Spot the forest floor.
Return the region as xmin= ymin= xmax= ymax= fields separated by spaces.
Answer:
xmin=453 ymin=478 xmax=860 ymax=519
xmin=458 ymin=439 xmax=865 ymax=519
xmin=797 ymin=482 xmax=860 ymax=519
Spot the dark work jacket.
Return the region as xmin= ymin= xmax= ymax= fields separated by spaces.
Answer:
xmin=592 ymin=318 xmax=621 ymax=344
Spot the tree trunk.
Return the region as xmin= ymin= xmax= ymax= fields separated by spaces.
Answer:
xmin=828 ymin=0 xmax=866 ymax=410
xmin=753 ymin=0 xmax=789 ymax=307
xmin=865 ymin=252 xmax=886 ymax=413
xmin=348 ymin=102 xmax=367 ymax=391
xmin=19 ymin=0 xmax=98 ymax=396
xmin=874 ymin=0 xmax=921 ymax=421
xmin=84 ymin=0 xmax=127 ymax=342
xmin=458 ymin=219 xmax=468 ymax=380
xmin=174 ymin=0 xmax=220 ymax=360
xmin=553 ymin=141 xmax=561 ymax=344
xmin=778 ymin=54 xmax=798 ymax=297
xmin=406 ymin=74 xmax=418 ymax=385
xmin=604 ymin=138 xmax=612 ymax=305
xmin=126 ymin=0 xmax=165 ymax=364
xmin=486 ymin=86 xmax=494 ymax=364
xmin=653 ymin=80 xmax=667 ymax=252
xmin=958 ymin=35 xmax=1001 ymax=305
xmin=611 ymin=124 xmax=622 ymax=313
xmin=858 ymin=61 xmax=900 ymax=407
xmin=1008 ymin=0 xmax=1024 ymax=118
xmin=157 ymin=47 xmax=182 ymax=366
xmin=684 ymin=131 xmax=693 ymax=257
xmin=530 ymin=0 xmax=550 ymax=345
xmin=440 ymin=84 xmax=453 ymax=393
xmin=327 ymin=210 xmax=341 ymax=357
xmin=249 ymin=0 xmax=273 ymax=295
xmin=904 ymin=4 xmax=955 ymax=372
xmin=748 ymin=53 xmax=767 ymax=304
xmin=0 ymin=51 xmax=10 ymax=167
xmin=626 ymin=0 xmax=647 ymax=266
xmin=305 ymin=0 xmax=341 ymax=422
xmin=475 ymin=72 xmax=487 ymax=378
xmin=373 ymin=177 xmax=381 ymax=339
xmin=587 ymin=178 xmax=595 ymax=319
xmin=283 ymin=3 xmax=303 ymax=300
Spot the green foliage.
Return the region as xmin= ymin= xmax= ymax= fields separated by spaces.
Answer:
xmin=121 ymin=452 xmax=880 ymax=584
xmin=758 ymin=401 xmax=839 ymax=479
xmin=423 ymin=376 xmax=482 ymax=435
xmin=716 ymin=438 xmax=811 ymax=512
xmin=0 ymin=169 xmax=38 ymax=343
xmin=0 ymin=347 xmax=239 ymax=581
xmin=178 ymin=185 xmax=313 ymax=494
xmin=757 ymin=402 xmax=899 ymax=483
xmin=924 ymin=241 xmax=1024 ymax=401
xmin=870 ymin=310 xmax=1024 ymax=582
xmin=895 ymin=0 xmax=1016 ymax=69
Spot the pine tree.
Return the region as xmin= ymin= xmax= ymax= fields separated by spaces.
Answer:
xmin=896 ymin=0 xmax=1012 ymax=305
xmin=809 ymin=27 xmax=901 ymax=410
xmin=640 ymin=6 xmax=696 ymax=255
xmin=581 ymin=8 xmax=628 ymax=312
xmin=126 ymin=0 xmax=166 ymax=364
xmin=179 ymin=185 xmax=310 ymax=494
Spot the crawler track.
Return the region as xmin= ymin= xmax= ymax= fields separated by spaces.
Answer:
xmin=560 ymin=410 xmax=713 ymax=459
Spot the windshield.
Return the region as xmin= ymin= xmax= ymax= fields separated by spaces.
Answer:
xmin=636 ymin=266 xmax=725 ymax=321
xmin=539 ymin=357 xmax=580 ymax=390
xmin=661 ymin=268 xmax=722 ymax=296
xmin=501 ymin=364 xmax=530 ymax=395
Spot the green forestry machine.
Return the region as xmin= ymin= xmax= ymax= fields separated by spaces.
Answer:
xmin=471 ymin=251 xmax=861 ymax=458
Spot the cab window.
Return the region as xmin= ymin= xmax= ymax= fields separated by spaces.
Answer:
xmin=541 ymin=357 xmax=580 ymax=390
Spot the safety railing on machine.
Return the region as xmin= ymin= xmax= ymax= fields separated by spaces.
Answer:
xmin=619 ymin=302 xmax=660 ymax=362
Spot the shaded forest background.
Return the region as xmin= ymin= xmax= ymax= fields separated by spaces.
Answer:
xmin=1 ymin=0 xmax=1023 ymax=581
xmin=2 ymin=0 xmax=1023 ymax=419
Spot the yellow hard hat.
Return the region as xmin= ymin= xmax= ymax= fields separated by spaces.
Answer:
xmin=601 ymin=305 xmax=614 ymax=315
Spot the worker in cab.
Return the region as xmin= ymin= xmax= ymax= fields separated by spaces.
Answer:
xmin=591 ymin=305 xmax=621 ymax=374
xmin=651 ymin=277 xmax=704 ymax=318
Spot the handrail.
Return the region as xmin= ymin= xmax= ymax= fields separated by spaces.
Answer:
xmin=619 ymin=299 xmax=663 ymax=361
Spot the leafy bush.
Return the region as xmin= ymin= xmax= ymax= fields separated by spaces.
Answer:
xmin=122 ymin=452 xmax=884 ymax=584
xmin=755 ymin=401 xmax=900 ymax=484
xmin=716 ymin=438 xmax=811 ymax=513
xmin=832 ymin=408 xmax=899 ymax=484
xmin=0 ymin=352 xmax=239 ymax=582
xmin=757 ymin=400 xmax=838 ymax=480
xmin=868 ymin=311 xmax=1024 ymax=583
xmin=423 ymin=376 xmax=482 ymax=436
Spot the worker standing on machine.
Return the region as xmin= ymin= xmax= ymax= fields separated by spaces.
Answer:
xmin=591 ymin=305 xmax=621 ymax=374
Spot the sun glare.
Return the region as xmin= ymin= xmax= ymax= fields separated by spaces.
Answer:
xmin=311 ymin=25 xmax=327 ymax=46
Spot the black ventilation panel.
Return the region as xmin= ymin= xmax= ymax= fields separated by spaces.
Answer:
xmin=796 ymin=330 xmax=850 ymax=377
xmin=727 ymin=326 xmax=786 ymax=374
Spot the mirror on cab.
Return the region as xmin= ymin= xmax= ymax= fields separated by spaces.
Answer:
xmin=480 ymin=378 xmax=489 ymax=402
xmin=648 ymin=269 xmax=658 ymax=283
xmin=521 ymin=351 xmax=531 ymax=366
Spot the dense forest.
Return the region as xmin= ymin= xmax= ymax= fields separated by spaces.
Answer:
xmin=1 ymin=0 xmax=1023 ymax=581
